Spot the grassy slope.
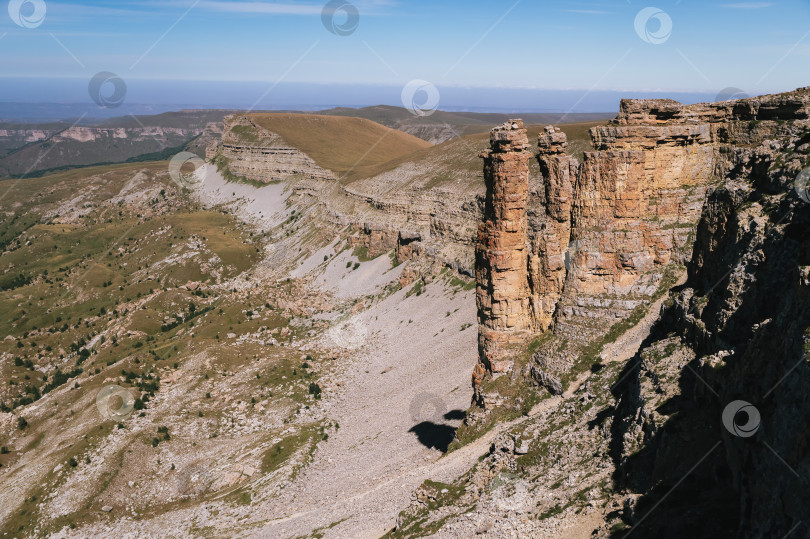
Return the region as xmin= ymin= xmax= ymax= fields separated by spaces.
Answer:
xmin=0 ymin=163 xmax=333 ymax=536
xmin=0 ymin=114 xmax=610 ymax=535
xmin=247 ymin=113 xmax=432 ymax=184
xmin=317 ymin=105 xmax=615 ymax=135
xmin=347 ymin=120 xmax=607 ymax=189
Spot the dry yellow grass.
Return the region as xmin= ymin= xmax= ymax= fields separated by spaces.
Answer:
xmin=395 ymin=120 xmax=607 ymax=180
xmin=247 ymin=113 xmax=432 ymax=183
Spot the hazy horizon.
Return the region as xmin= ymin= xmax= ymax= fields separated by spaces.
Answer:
xmin=2 ymin=1 xmax=809 ymax=121
xmin=0 ymin=79 xmax=766 ymax=122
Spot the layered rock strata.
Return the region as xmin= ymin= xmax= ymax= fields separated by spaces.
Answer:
xmin=608 ymin=103 xmax=810 ymax=537
xmin=212 ymin=114 xmax=487 ymax=286
xmin=475 ymin=87 xmax=810 ymax=400
xmin=213 ymin=115 xmax=336 ymax=183
xmin=475 ymin=120 xmax=533 ymax=375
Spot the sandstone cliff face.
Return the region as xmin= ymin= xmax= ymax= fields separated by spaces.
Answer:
xmin=530 ymin=125 xmax=575 ymax=331
xmin=475 ymin=121 xmax=533 ymax=376
xmin=537 ymin=101 xmax=721 ymax=339
xmin=554 ymin=88 xmax=810 ymax=326
xmin=213 ymin=115 xmax=336 ymax=183
xmin=384 ymin=88 xmax=810 ymax=539
xmin=386 ymin=89 xmax=810 ymax=538
xmin=607 ymin=103 xmax=810 ymax=537
xmin=474 ymin=87 xmax=810 ymax=406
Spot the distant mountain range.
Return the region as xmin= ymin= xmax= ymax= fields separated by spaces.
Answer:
xmin=0 ymin=107 xmax=615 ymax=179
xmin=0 ymin=79 xmax=735 ymax=123
xmin=0 ymin=111 xmax=236 ymax=178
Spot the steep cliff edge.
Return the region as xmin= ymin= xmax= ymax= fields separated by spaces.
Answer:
xmin=472 ymin=88 xmax=810 ymax=417
xmin=210 ymin=114 xmax=338 ymax=183
xmin=209 ymin=115 xmax=607 ymax=290
xmin=475 ymin=121 xmax=534 ymax=378
xmin=390 ymin=87 xmax=810 ymax=539
xmin=609 ymin=114 xmax=810 ymax=537
xmin=210 ymin=114 xmax=496 ymax=290
xmin=210 ymin=113 xmax=432 ymax=184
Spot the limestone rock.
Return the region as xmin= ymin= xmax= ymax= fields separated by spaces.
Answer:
xmin=529 ymin=364 xmax=562 ymax=396
xmin=475 ymin=120 xmax=533 ymax=384
xmin=215 ymin=115 xmax=336 ymax=183
xmin=474 ymin=89 xmax=810 ymax=407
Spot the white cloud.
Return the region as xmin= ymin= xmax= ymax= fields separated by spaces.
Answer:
xmin=194 ymin=0 xmax=393 ymax=15
xmin=562 ymin=9 xmax=614 ymax=15
xmin=196 ymin=1 xmax=321 ymax=15
xmin=720 ymin=2 xmax=773 ymax=9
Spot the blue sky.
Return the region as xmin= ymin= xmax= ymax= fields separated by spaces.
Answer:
xmin=2 ymin=0 xmax=810 ymax=112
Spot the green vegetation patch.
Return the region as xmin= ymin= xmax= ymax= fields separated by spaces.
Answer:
xmin=561 ymin=264 xmax=684 ymax=387
xmin=352 ymin=245 xmax=383 ymax=262
xmin=385 ymin=479 xmax=469 ymax=538
xmin=261 ymin=425 xmax=322 ymax=475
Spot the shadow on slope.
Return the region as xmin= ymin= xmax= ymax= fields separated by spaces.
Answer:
xmin=409 ymin=410 xmax=466 ymax=453
xmin=409 ymin=422 xmax=457 ymax=453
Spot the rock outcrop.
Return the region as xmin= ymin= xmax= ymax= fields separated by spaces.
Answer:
xmin=530 ymin=125 xmax=575 ymax=331
xmin=212 ymin=114 xmax=487 ymax=286
xmin=607 ymin=97 xmax=810 ymax=537
xmin=388 ymin=88 xmax=810 ymax=538
xmin=212 ymin=115 xmax=336 ymax=183
xmin=475 ymin=120 xmax=533 ymax=377
xmin=474 ymin=87 xmax=810 ymax=406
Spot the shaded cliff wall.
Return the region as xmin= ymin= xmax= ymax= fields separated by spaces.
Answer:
xmin=608 ymin=95 xmax=810 ymax=538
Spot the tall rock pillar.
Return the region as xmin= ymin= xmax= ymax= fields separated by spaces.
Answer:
xmin=530 ymin=126 xmax=575 ymax=330
xmin=474 ymin=120 xmax=532 ymax=388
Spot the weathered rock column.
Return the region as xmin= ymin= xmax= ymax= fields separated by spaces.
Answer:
xmin=475 ymin=120 xmax=532 ymax=383
xmin=530 ymin=126 xmax=575 ymax=330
